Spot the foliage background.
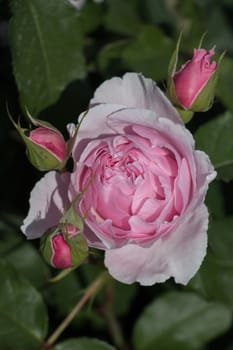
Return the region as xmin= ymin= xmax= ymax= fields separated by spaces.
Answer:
xmin=1 ymin=0 xmax=233 ymax=349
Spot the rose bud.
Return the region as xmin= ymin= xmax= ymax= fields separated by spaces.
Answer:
xmin=168 ymin=36 xmax=223 ymax=121
xmin=9 ymin=112 xmax=67 ymax=171
xmin=173 ymin=48 xmax=217 ymax=110
xmin=40 ymin=224 xmax=88 ymax=269
xmin=28 ymin=126 xmax=66 ymax=167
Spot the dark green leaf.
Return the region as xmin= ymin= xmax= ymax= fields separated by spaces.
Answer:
xmin=195 ymin=112 xmax=233 ymax=182
xmin=79 ymin=2 xmax=103 ymax=34
xmin=44 ymin=271 xmax=82 ymax=318
xmin=143 ymin=0 xmax=173 ymax=25
xmin=217 ymin=56 xmax=233 ymax=113
xmin=104 ymin=0 xmax=141 ymax=36
xmin=122 ymin=26 xmax=173 ymax=81
xmin=205 ymin=8 xmax=233 ymax=54
xmin=205 ymin=181 xmax=225 ymax=219
xmin=0 ymin=259 xmax=48 ymax=349
xmin=0 ymin=218 xmax=22 ymax=255
xmin=97 ymin=40 xmax=129 ymax=74
xmin=54 ymin=337 xmax=116 ymax=350
xmin=113 ymin=281 xmax=138 ymax=316
xmin=9 ymin=0 xmax=86 ymax=115
xmin=6 ymin=242 xmax=50 ymax=288
xmin=0 ymin=213 xmax=50 ymax=288
xmin=133 ymin=291 xmax=232 ymax=350
xmin=190 ymin=217 xmax=233 ymax=308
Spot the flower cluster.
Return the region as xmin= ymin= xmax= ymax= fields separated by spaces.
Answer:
xmin=20 ymin=69 xmax=216 ymax=286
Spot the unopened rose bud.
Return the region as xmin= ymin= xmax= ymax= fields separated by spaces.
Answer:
xmin=40 ymin=224 xmax=88 ymax=269
xmin=29 ymin=126 xmax=66 ymax=163
xmin=172 ymin=48 xmax=217 ymax=111
xmin=168 ymin=35 xmax=223 ymax=121
xmin=9 ymin=111 xmax=67 ymax=171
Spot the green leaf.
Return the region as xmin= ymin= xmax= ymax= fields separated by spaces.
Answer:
xmin=6 ymin=241 xmax=50 ymax=288
xmin=133 ymin=291 xmax=232 ymax=350
xmin=54 ymin=337 xmax=116 ymax=350
xmin=97 ymin=40 xmax=129 ymax=74
xmin=104 ymin=0 xmax=141 ymax=36
xmin=79 ymin=2 xmax=103 ymax=34
xmin=0 ymin=259 xmax=48 ymax=349
xmin=122 ymin=26 xmax=173 ymax=81
xmin=204 ymin=8 xmax=233 ymax=54
xmin=113 ymin=281 xmax=139 ymax=316
xmin=44 ymin=271 xmax=82 ymax=317
xmin=205 ymin=181 xmax=225 ymax=219
xmin=143 ymin=0 xmax=173 ymax=25
xmin=190 ymin=217 xmax=233 ymax=309
xmin=195 ymin=112 xmax=233 ymax=182
xmin=0 ymin=213 xmax=50 ymax=288
xmin=9 ymin=0 xmax=86 ymax=115
xmin=217 ymin=56 xmax=233 ymax=113
xmin=0 ymin=216 xmax=22 ymax=255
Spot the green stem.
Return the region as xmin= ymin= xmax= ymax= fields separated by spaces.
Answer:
xmin=44 ymin=271 xmax=110 ymax=348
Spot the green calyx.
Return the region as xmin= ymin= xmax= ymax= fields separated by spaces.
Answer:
xmin=40 ymin=226 xmax=60 ymax=267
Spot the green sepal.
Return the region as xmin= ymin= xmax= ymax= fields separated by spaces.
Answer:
xmin=167 ymin=32 xmax=182 ymax=78
xmin=175 ymin=108 xmax=194 ymax=123
xmin=198 ymin=32 xmax=207 ymax=49
xmin=40 ymin=226 xmax=60 ymax=266
xmin=167 ymin=77 xmax=181 ymax=109
xmin=26 ymin=136 xmax=65 ymax=171
xmin=64 ymin=227 xmax=88 ymax=269
xmin=49 ymin=267 xmax=74 ymax=283
xmin=59 ymin=198 xmax=84 ymax=233
xmin=167 ymin=32 xmax=184 ymax=108
xmin=65 ymin=109 xmax=89 ymax=164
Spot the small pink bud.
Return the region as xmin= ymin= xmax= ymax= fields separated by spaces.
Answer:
xmin=51 ymin=229 xmax=75 ymax=269
xmin=50 ymin=224 xmax=78 ymax=269
xmin=40 ymin=224 xmax=88 ymax=270
xmin=30 ymin=126 xmax=66 ymax=162
xmin=172 ymin=48 xmax=217 ymax=110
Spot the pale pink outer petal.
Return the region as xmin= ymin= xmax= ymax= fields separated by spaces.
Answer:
xmin=21 ymin=171 xmax=70 ymax=239
xmin=104 ymin=204 xmax=208 ymax=285
xmin=72 ymin=104 xmax=188 ymax=163
xmin=90 ymin=72 xmax=182 ymax=124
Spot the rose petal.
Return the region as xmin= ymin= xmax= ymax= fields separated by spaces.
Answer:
xmin=72 ymin=104 xmax=127 ymax=161
xmin=21 ymin=171 xmax=70 ymax=239
xmin=104 ymin=204 xmax=208 ymax=285
xmin=91 ymin=73 xmax=182 ymax=124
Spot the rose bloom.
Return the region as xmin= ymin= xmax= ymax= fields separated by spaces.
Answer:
xmin=21 ymin=73 xmax=216 ymax=285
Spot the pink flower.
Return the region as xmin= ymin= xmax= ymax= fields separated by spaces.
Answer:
xmin=30 ymin=126 xmax=66 ymax=162
xmin=173 ymin=48 xmax=217 ymax=110
xmin=21 ymin=73 xmax=216 ymax=285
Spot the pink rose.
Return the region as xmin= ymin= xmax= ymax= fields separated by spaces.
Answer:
xmin=173 ymin=48 xmax=217 ymax=110
xmin=21 ymin=73 xmax=216 ymax=285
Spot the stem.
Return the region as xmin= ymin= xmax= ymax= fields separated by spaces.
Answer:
xmin=44 ymin=271 xmax=109 ymax=348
